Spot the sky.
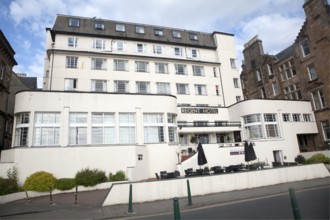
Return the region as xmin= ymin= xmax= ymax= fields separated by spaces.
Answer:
xmin=0 ymin=0 xmax=308 ymax=88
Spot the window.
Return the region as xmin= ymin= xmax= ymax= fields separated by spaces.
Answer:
xmin=300 ymin=39 xmax=311 ymax=57
xmin=279 ymin=59 xmax=297 ymax=81
xmin=153 ymin=45 xmax=164 ymax=54
xmin=236 ymin=96 xmax=241 ymax=102
xmin=172 ymin=31 xmax=181 ymax=38
xmin=14 ymin=113 xmax=29 ymax=146
xmin=135 ymin=61 xmax=149 ymax=72
xmin=175 ymin=64 xmax=187 ymax=75
xmin=92 ymin=113 xmax=115 ymax=144
xmin=233 ymin=78 xmax=239 ymax=88
xmin=135 ymin=26 xmax=145 ymax=34
xmin=284 ymin=84 xmax=301 ymax=100
xmin=230 ymin=59 xmax=237 ymax=69
xmin=168 ymin=113 xmax=177 ymax=143
xmin=136 ymin=81 xmax=150 ymax=93
xmin=282 ymin=113 xmax=291 ymax=122
xmin=95 ymin=23 xmax=105 ymax=30
xmin=292 ymin=114 xmax=301 ymax=122
xmin=267 ymin=64 xmax=274 ymax=75
xmin=174 ymin=47 xmax=183 ymax=56
xmin=188 ymin=49 xmax=199 ymax=58
xmin=92 ymin=39 xmax=105 ymax=49
xmin=33 ymin=112 xmax=60 ymax=146
xmin=264 ymin=114 xmax=276 ymax=122
xmin=192 ymin=66 xmax=204 ymax=76
xmin=116 ymin=24 xmax=125 ymax=32
xmin=143 ymin=114 xmax=164 ymax=143
xmin=260 ymin=87 xmax=266 ymax=99
xmin=91 ymin=80 xmax=107 ymax=92
xmin=256 ymin=70 xmax=262 ymax=81
xmin=113 ymin=41 xmax=126 ymax=51
xmin=215 ymin=85 xmax=219 ymax=96
xmin=176 ymin=83 xmax=189 ymax=94
xmin=155 ymin=63 xmax=168 ymax=74
xmin=114 ymin=59 xmax=128 ymax=71
xmin=136 ymin=43 xmax=146 ymax=53
xmin=91 ymin=58 xmax=107 ymax=70
xmin=157 ymin=82 xmax=170 ymax=94
xmin=0 ymin=62 xmax=4 ymax=79
xmin=265 ymin=124 xmax=279 ymax=138
xmin=272 ymin=82 xmax=279 ymax=96
xmin=196 ymin=134 xmax=209 ymax=144
xmin=68 ymin=37 xmax=78 ymax=47
xmin=213 ymin=67 xmax=217 ymax=77
xmin=244 ymin=114 xmax=261 ymax=124
xmin=114 ymin=80 xmax=129 ymax=93
xmin=119 ymin=113 xmax=135 ymax=144
xmin=69 ymin=18 xmax=79 ymax=27
xmin=64 ymin=78 xmax=77 ymax=91
xmin=154 ymin=29 xmax=163 ymax=36
xmin=321 ymin=121 xmax=330 ymax=141
xmin=66 ymin=56 xmax=78 ymax=68
xmin=303 ymin=114 xmax=312 ymax=122
xmin=307 ymin=63 xmax=317 ymax=80
xmin=189 ymin=33 xmax=198 ymax=40
xmin=195 ymin=84 xmax=207 ymax=95
xmin=69 ymin=113 xmax=87 ymax=145
xmin=311 ymin=89 xmax=326 ymax=110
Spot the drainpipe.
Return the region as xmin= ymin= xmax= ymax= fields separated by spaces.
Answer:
xmin=218 ymin=65 xmax=226 ymax=106
xmin=49 ymin=46 xmax=55 ymax=91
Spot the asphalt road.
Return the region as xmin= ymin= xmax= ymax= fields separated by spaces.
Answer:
xmin=130 ymin=186 xmax=330 ymax=219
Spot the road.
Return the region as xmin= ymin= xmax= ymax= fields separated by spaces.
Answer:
xmin=129 ymin=186 xmax=330 ymax=219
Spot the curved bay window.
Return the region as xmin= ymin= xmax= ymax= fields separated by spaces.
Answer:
xmin=14 ymin=113 xmax=30 ymax=147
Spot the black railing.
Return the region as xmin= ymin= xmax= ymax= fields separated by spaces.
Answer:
xmin=178 ymin=121 xmax=241 ymax=128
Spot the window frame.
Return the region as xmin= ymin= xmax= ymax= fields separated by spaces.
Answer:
xmin=33 ymin=112 xmax=60 ymax=146
xmin=176 ymin=83 xmax=189 ymax=95
xmin=14 ymin=113 xmax=30 ymax=146
xmin=92 ymin=113 xmax=115 ymax=144
xmin=64 ymin=78 xmax=77 ymax=91
xmin=307 ymin=63 xmax=317 ymax=81
xmin=194 ymin=84 xmax=207 ymax=95
xmin=113 ymin=59 xmax=128 ymax=71
xmin=157 ymin=82 xmax=171 ymax=94
xmin=189 ymin=33 xmax=198 ymax=41
xmin=135 ymin=26 xmax=145 ymax=34
xmin=116 ymin=24 xmax=125 ymax=32
xmin=91 ymin=79 xmax=107 ymax=92
xmin=68 ymin=18 xmax=80 ymax=27
xmin=155 ymin=62 xmax=168 ymax=74
xmin=69 ymin=112 xmax=88 ymax=145
xmin=192 ymin=65 xmax=204 ymax=76
xmin=66 ymin=56 xmax=78 ymax=68
xmin=114 ymin=80 xmax=129 ymax=93
xmin=91 ymin=58 xmax=107 ymax=70
xmin=172 ymin=30 xmax=181 ymax=38
xmin=175 ymin=64 xmax=187 ymax=75
xmin=154 ymin=29 xmax=164 ymax=36
xmin=300 ymin=39 xmax=311 ymax=57
xmin=136 ymin=81 xmax=150 ymax=93
xmin=321 ymin=121 xmax=330 ymax=141
xmin=135 ymin=61 xmax=149 ymax=72
xmin=94 ymin=23 xmax=105 ymax=30
xmin=68 ymin=37 xmax=78 ymax=47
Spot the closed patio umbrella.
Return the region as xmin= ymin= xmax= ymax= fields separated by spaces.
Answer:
xmin=244 ymin=141 xmax=257 ymax=169
xmin=197 ymin=143 xmax=208 ymax=166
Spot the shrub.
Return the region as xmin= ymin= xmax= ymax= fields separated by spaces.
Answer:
xmin=0 ymin=177 xmax=19 ymax=195
xmin=295 ymin=155 xmax=306 ymax=164
xmin=23 ymin=171 xmax=57 ymax=192
xmin=56 ymin=178 xmax=76 ymax=191
xmin=249 ymin=162 xmax=267 ymax=170
xmin=109 ymin=170 xmax=127 ymax=182
xmin=306 ymin=153 xmax=330 ymax=165
xmin=75 ymin=168 xmax=108 ymax=187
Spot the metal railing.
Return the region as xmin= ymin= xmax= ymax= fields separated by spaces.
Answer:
xmin=178 ymin=121 xmax=241 ymax=128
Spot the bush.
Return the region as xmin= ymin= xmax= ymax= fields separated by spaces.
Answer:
xmin=75 ymin=168 xmax=108 ymax=187
xmin=23 ymin=171 xmax=57 ymax=192
xmin=295 ymin=155 xmax=306 ymax=164
xmin=248 ymin=162 xmax=267 ymax=170
xmin=0 ymin=177 xmax=19 ymax=195
xmin=109 ymin=170 xmax=127 ymax=182
xmin=56 ymin=178 xmax=76 ymax=191
xmin=306 ymin=153 xmax=330 ymax=164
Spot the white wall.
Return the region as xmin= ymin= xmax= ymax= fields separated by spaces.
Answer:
xmin=103 ymin=164 xmax=329 ymax=206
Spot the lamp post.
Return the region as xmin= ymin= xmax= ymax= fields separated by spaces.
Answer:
xmin=176 ymin=149 xmax=180 ymax=164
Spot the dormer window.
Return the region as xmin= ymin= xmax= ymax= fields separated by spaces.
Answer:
xmin=135 ymin=26 xmax=145 ymax=34
xmin=116 ymin=24 xmax=125 ymax=32
xmin=189 ymin=33 xmax=198 ymax=40
xmin=172 ymin=31 xmax=181 ymax=38
xmin=69 ymin=18 xmax=80 ymax=27
xmin=95 ymin=23 xmax=105 ymax=30
xmin=154 ymin=29 xmax=164 ymax=36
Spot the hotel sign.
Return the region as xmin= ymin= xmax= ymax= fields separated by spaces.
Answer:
xmin=181 ymin=108 xmax=218 ymax=114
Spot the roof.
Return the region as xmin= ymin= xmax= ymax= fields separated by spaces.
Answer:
xmin=50 ymin=15 xmax=219 ymax=49
xmin=275 ymin=44 xmax=295 ymax=61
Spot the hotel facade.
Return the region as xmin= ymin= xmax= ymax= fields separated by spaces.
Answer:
xmin=0 ymin=15 xmax=318 ymax=184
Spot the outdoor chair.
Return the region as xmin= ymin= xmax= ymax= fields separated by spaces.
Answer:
xmin=155 ymin=173 xmax=160 ymax=180
xmin=196 ymin=169 xmax=204 ymax=175
xmin=203 ymin=167 xmax=210 ymax=175
xmin=160 ymin=171 xmax=167 ymax=179
xmin=184 ymin=168 xmax=194 ymax=177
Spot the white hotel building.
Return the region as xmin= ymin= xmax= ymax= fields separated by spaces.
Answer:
xmin=0 ymin=15 xmax=318 ymax=183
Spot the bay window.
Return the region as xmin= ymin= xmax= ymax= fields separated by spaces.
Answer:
xmin=33 ymin=112 xmax=60 ymax=146
xmin=144 ymin=113 xmax=164 ymax=143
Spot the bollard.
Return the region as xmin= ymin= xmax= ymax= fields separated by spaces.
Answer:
xmin=75 ymin=186 xmax=78 ymax=206
xmin=25 ymin=191 xmax=30 ymax=203
xmin=173 ymin=197 xmax=181 ymax=220
xmin=289 ymin=188 xmax=302 ymax=220
xmin=187 ymin=179 xmax=193 ymax=206
xmin=49 ymin=187 xmax=53 ymax=205
xmin=128 ymin=184 xmax=133 ymax=213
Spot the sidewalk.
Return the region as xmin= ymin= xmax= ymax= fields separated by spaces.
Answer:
xmin=0 ymin=177 xmax=329 ymax=219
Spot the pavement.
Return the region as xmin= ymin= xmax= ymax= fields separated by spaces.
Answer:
xmin=0 ymin=177 xmax=329 ymax=219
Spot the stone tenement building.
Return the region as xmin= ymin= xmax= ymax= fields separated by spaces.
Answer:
xmin=0 ymin=30 xmax=17 ymax=151
xmin=241 ymin=0 xmax=329 ymax=151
